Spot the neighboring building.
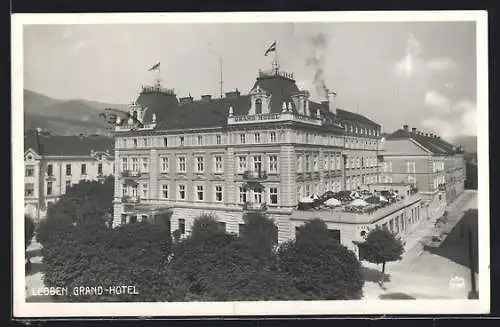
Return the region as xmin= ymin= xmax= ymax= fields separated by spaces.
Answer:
xmin=24 ymin=130 xmax=115 ymax=221
xmin=464 ymin=152 xmax=478 ymax=190
xmin=112 ymin=63 xmax=385 ymax=245
xmin=381 ymin=125 xmax=466 ymax=220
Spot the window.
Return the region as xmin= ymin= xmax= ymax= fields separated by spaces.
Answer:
xmin=389 ymin=219 xmax=394 ymax=233
xmin=239 ymin=224 xmax=246 ymax=236
xmin=25 ymin=165 xmax=34 ymax=177
xmin=197 ymin=135 xmax=203 ymax=145
xmin=163 ymin=137 xmax=168 ymax=147
xmin=179 ymin=136 xmax=185 ymax=146
xmin=324 ymin=156 xmax=329 ymax=170
xmin=254 ymin=188 xmax=263 ymax=203
xmin=131 ymin=184 xmax=138 ymax=197
xmin=239 ymin=187 xmax=247 ymax=203
xmin=133 ymin=139 xmax=138 ymax=148
xmin=142 ymin=158 xmax=148 ymax=172
xmin=47 ymin=181 xmax=53 ymax=195
xmin=178 ymin=184 xmax=186 ymax=200
xmin=269 ymin=187 xmax=278 ymax=205
xmin=47 ymin=164 xmax=53 ymax=176
xmin=214 ymin=156 xmax=223 ymax=173
xmin=238 ymin=156 xmax=247 ymax=173
xmin=122 ymin=158 xmax=128 ymax=171
xmin=255 ymin=99 xmax=262 ymax=114
xmin=196 ymin=185 xmax=204 ymax=201
xmin=142 ymin=183 xmax=148 ymax=199
xmin=305 ymin=184 xmax=311 ymax=196
xmin=122 ymin=184 xmax=127 ymax=196
xmin=121 ymin=214 xmax=127 ymax=225
xmin=218 ymin=222 xmax=226 ymax=233
xmin=305 ymin=155 xmax=310 ymax=171
xmin=81 ymin=164 xmax=87 ymax=175
xmin=98 ymin=163 xmax=103 ymax=175
xmin=143 ymin=138 xmax=148 ymax=147
xmin=253 ymin=155 xmax=262 ymax=172
xmin=141 ymin=215 xmax=148 ymax=223
xmin=25 ymin=183 xmax=34 ymax=197
xmin=297 ymin=155 xmax=302 ymax=172
xmin=240 ymin=134 xmax=246 ymax=144
xmin=178 ymin=219 xmax=186 ymax=234
xmin=215 ymin=185 xmax=223 ymax=202
xmin=162 ymin=184 xmax=169 ymax=199
xmin=160 ymin=157 xmax=169 ymax=173
xmin=270 ymin=132 xmax=277 ymax=143
xmin=336 ymin=157 xmax=341 ymax=170
xmin=328 ymin=229 xmax=341 ymax=244
xmin=216 ymin=134 xmax=222 ymax=145
xmin=132 ymin=158 xmax=138 ymax=171
xmin=254 ymin=133 xmax=260 ymax=143
xmin=313 ymin=155 xmax=318 ymax=171
xmin=178 ymin=157 xmax=186 ymax=173
xmin=196 ymin=156 xmax=204 ymax=173
xmin=66 ymin=180 xmax=71 ymax=189
xmin=269 ymin=155 xmax=278 ymax=173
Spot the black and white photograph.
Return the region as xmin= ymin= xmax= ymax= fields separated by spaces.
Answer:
xmin=12 ymin=11 xmax=489 ymax=317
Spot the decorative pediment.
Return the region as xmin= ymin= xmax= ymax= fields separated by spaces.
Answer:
xmin=24 ymin=149 xmax=40 ymax=162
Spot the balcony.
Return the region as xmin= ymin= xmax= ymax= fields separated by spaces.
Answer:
xmin=243 ymin=202 xmax=267 ymax=212
xmin=122 ymin=195 xmax=140 ymax=204
xmin=121 ymin=170 xmax=142 ymax=178
xmin=243 ymin=170 xmax=267 ymax=181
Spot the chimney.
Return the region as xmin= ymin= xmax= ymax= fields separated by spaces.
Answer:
xmin=403 ymin=124 xmax=409 ymax=132
xmin=225 ymin=89 xmax=241 ymax=99
xmin=201 ymin=95 xmax=212 ymax=102
xmin=327 ymin=91 xmax=337 ymax=114
xmin=179 ymin=96 xmax=193 ymax=104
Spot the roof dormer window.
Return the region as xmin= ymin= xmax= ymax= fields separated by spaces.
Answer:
xmin=255 ymin=99 xmax=262 ymax=114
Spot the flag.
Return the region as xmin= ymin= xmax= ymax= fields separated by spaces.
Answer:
xmin=149 ymin=62 xmax=160 ymax=71
xmin=264 ymin=41 xmax=276 ymax=56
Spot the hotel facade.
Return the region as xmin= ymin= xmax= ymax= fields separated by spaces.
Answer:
xmin=24 ymin=130 xmax=115 ymax=221
xmin=113 ymin=64 xmax=427 ymax=254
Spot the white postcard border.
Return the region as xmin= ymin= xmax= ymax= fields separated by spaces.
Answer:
xmin=12 ymin=10 xmax=490 ymax=317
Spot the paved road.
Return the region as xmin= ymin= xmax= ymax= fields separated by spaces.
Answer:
xmin=25 ymin=236 xmax=53 ymax=302
xmin=363 ymin=190 xmax=478 ymax=300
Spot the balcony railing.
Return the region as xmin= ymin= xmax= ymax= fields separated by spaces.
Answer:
xmin=121 ymin=170 xmax=142 ymax=178
xmin=243 ymin=202 xmax=267 ymax=212
xmin=243 ymin=170 xmax=267 ymax=181
xmin=122 ymin=195 xmax=140 ymax=204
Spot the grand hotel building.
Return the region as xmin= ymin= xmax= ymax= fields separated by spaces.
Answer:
xmin=113 ymin=65 xmax=385 ymax=245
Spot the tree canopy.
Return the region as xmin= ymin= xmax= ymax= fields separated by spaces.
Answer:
xmin=25 ymin=215 xmax=35 ymax=249
xmin=278 ymin=219 xmax=364 ymax=300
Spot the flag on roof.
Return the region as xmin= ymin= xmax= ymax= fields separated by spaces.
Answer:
xmin=149 ymin=62 xmax=160 ymax=71
xmin=264 ymin=41 xmax=276 ymax=56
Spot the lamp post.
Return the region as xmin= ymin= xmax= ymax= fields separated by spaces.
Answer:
xmin=460 ymin=222 xmax=478 ymax=299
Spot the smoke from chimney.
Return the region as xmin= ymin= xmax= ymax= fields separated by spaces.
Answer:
xmin=306 ymin=32 xmax=330 ymax=99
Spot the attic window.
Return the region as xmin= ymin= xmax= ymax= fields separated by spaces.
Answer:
xmin=255 ymin=99 xmax=262 ymax=114
xmin=350 ymin=126 xmax=353 ymax=133
xmin=27 ymin=155 xmax=32 ymax=160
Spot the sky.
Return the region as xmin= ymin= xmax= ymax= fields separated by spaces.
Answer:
xmin=23 ymin=21 xmax=477 ymax=138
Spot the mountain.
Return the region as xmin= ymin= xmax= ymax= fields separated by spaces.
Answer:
xmin=23 ymin=89 xmax=127 ymax=136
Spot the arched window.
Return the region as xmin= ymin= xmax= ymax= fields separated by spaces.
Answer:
xmin=255 ymin=99 xmax=262 ymax=114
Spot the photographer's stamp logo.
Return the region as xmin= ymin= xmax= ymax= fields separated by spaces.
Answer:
xmin=448 ymin=276 xmax=465 ymax=290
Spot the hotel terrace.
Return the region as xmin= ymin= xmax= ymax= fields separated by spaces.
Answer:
xmin=112 ymin=61 xmax=425 ymax=254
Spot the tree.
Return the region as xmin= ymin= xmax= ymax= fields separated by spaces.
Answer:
xmin=189 ymin=214 xmax=225 ymax=241
xmin=278 ymin=219 xmax=364 ymax=300
xmin=25 ymin=215 xmax=35 ymax=249
xmin=359 ymin=225 xmax=405 ymax=285
xmin=239 ymin=212 xmax=278 ymax=254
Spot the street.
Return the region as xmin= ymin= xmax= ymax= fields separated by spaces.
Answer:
xmin=363 ymin=190 xmax=478 ymax=299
